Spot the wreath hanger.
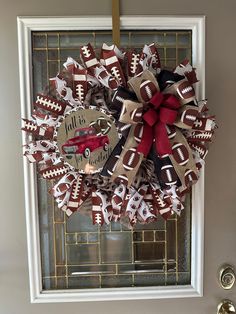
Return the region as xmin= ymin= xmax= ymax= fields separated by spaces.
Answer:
xmin=112 ymin=0 xmax=121 ymax=47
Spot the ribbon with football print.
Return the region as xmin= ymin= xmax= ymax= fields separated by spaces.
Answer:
xmin=80 ymin=43 xmax=119 ymax=90
xmin=125 ymin=184 xmax=156 ymax=225
xmin=62 ymin=57 xmax=89 ymax=103
xmin=169 ymin=128 xmax=198 ymax=188
xmin=111 ymin=117 xmax=144 ymax=186
xmin=24 ymin=140 xmax=58 ymax=164
xmin=111 ymin=183 xmax=127 ymax=221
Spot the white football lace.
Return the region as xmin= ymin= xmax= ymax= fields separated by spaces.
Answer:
xmin=75 ymin=84 xmax=85 ymax=100
xmin=81 ymin=45 xmax=92 ymax=58
xmin=177 ymin=147 xmax=185 ymax=161
xmin=181 ymin=86 xmax=193 ymax=94
xmin=130 ymin=54 xmax=140 ymax=74
xmin=111 ymin=66 xmax=122 ymax=83
xmin=36 ymin=96 xmax=62 ymax=112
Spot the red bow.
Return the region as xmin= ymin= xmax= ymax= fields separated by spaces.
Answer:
xmin=137 ymin=92 xmax=180 ymax=156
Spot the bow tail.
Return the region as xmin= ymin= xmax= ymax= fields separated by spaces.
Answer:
xmin=154 ymin=122 xmax=172 ymax=156
xmin=137 ymin=122 xmax=153 ymax=157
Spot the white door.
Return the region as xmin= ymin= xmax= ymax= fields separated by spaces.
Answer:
xmin=1 ymin=2 xmax=236 ymax=314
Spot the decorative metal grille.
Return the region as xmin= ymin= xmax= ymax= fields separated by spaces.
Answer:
xmin=33 ymin=30 xmax=192 ymax=290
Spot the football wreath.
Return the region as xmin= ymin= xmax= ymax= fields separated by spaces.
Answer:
xmin=22 ymin=43 xmax=217 ymax=226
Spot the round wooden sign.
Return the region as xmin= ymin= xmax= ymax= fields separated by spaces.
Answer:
xmin=57 ymin=109 xmax=119 ymax=174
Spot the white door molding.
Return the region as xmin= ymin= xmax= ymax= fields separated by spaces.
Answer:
xmin=18 ymin=15 xmax=205 ymax=303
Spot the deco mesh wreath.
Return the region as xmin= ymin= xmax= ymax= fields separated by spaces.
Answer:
xmin=22 ymin=43 xmax=216 ymax=226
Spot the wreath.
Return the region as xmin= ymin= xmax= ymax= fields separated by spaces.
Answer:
xmin=22 ymin=43 xmax=216 ymax=227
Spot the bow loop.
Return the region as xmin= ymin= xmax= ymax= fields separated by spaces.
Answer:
xmin=149 ymin=92 xmax=164 ymax=109
xmin=163 ymin=94 xmax=180 ymax=109
xmin=159 ymin=107 xmax=178 ymax=124
xmin=143 ymin=108 xmax=159 ymax=126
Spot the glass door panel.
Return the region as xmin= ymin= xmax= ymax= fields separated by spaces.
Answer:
xmin=33 ymin=30 xmax=192 ymax=290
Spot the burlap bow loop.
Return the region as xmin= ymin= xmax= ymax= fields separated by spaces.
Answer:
xmin=137 ymin=92 xmax=180 ymax=157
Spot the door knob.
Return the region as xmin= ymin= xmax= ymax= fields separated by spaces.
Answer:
xmin=217 ymin=300 xmax=236 ymax=314
xmin=219 ymin=265 xmax=235 ymax=290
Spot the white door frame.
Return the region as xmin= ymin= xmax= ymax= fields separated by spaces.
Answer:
xmin=17 ymin=15 xmax=205 ymax=303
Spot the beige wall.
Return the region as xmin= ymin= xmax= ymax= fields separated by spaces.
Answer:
xmin=0 ymin=0 xmax=236 ymax=313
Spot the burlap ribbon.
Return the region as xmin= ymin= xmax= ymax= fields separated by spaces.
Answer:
xmin=110 ymin=101 xmax=144 ymax=186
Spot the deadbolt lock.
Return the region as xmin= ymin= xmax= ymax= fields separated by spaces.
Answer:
xmin=219 ymin=265 xmax=235 ymax=290
xmin=217 ymin=300 xmax=236 ymax=314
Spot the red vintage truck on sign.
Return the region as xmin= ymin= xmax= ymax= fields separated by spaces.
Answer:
xmin=62 ymin=127 xmax=109 ymax=158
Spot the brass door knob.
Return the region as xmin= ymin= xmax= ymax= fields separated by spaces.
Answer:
xmin=217 ymin=300 xmax=236 ymax=314
xmin=219 ymin=265 xmax=236 ymax=290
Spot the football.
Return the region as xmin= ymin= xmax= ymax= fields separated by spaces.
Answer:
xmin=92 ymin=191 xmax=104 ymax=226
xmin=112 ymin=91 xmax=125 ymax=107
xmin=160 ymin=164 xmax=178 ymax=186
xmin=110 ymin=66 xmax=123 ymax=84
xmin=189 ymin=142 xmax=208 ymax=159
xmin=130 ymin=107 xmax=143 ymax=123
xmin=140 ymin=79 xmax=158 ymax=102
xmin=184 ymin=169 xmax=198 ymax=187
xmin=123 ymin=148 xmax=140 ymax=171
xmin=195 ymin=161 xmax=203 ymax=170
xmin=40 ymin=164 xmax=69 ymax=180
xmin=113 ymin=184 xmax=126 ymax=206
xmin=70 ymin=175 xmax=83 ymax=199
xmin=172 ymin=142 xmax=189 ymax=166
xmin=75 ymin=83 xmax=85 ymax=102
xmin=177 ymin=80 xmax=195 ymax=100
xmin=108 ymin=76 xmax=119 ymax=90
xmin=107 ymin=154 xmax=119 ymax=176
xmin=97 ymin=117 xmax=112 ymax=135
xmin=114 ymin=174 xmax=129 ymax=185
xmin=166 ymin=125 xmax=176 ymax=139
xmin=80 ymin=44 xmax=98 ymax=69
xmin=180 ymin=107 xmax=198 ymax=127
xmin=187 ymin=130 xmax=213 ymax=142
xmin=127 ymin=52 xmax=140 ymax=77
xmin=81 ymin=44 xmax=93 ymax=58
xmin=53 ymin=177 xmax=75 ymax=198
xmin=133 ymin=123 xmax=144 ymax=143
xmin=193 ymin=117 xmax=213 ymax=131
xmin=89 ymin=121 xmax=102 ymax=136
xmin=35 ymin=94 xmax=66 ymax=116
xmin=112 ymin=194 xmax=123 ymax=208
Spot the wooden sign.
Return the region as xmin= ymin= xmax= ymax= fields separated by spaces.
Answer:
xmin=57 ymin=109 xmax=119 ymax=174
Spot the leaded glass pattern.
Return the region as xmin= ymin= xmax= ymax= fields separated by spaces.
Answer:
xmin=33 ymin=30 xmax=192 ymax=290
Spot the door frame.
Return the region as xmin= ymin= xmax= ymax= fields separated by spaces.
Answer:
xmin=17 ymin=15 xmax=205 ymax=303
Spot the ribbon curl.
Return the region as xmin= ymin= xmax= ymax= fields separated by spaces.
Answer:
xmin=137 ymin=92 xmax=180 ymax=157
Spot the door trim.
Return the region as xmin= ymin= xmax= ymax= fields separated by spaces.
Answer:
xmin=17 ymin=15 xmax=205 ymax=303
